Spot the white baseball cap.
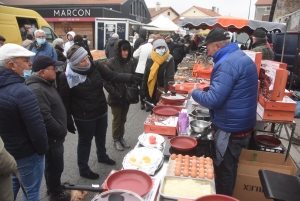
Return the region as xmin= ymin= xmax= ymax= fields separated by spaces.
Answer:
xmin=0 ymin=43 xmax=35 ymax=61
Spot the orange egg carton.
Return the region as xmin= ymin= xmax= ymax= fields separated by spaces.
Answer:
xmin=166 ymin=154 xmax=214 ymax=180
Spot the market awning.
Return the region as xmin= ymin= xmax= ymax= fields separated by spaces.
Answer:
xmin=178 ymin=16 xmax=287 ymax=34
xmin=144 ymin=14 xmax=184 ymax=32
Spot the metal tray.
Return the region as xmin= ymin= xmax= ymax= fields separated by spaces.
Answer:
xmin=159 ymin=175 xmax=215 ymax=200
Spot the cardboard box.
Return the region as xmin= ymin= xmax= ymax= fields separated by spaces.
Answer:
xmin=233 ymin=149 xmax=298 ymax=201
xmin=259 ymin=65 xmax=288 ymax=101
xmin=258 ymin=95 xmax=296 ymax=112
xmin=244 ymin=50 xmax=262 ymax=76
xmin=261 ymin=60 xmax=287 ymax=69
xmin=257 ymin=102 xmax=295 ymax=121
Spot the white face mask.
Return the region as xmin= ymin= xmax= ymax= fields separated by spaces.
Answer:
xmin=155 ymin=48 xmax=166 ymax=56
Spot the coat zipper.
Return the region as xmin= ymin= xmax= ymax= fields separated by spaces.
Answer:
xmin=87 ymin=77 xmax=100 ymax=108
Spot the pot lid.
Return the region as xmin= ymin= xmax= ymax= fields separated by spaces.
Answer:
xmin=92 ymin=189 xmax=143 ymax=201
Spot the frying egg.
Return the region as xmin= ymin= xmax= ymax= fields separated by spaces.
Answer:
xmin=143 ymin=156 xmax=151 ymax=164
xmin=130 ymin=157 xmax=136 ymax=163
xmin=199 ymin=172 xmax=205 ymax=178
xmin=183 ymin=169 xmax=189 ymax=177
xmin=207 ymin=173 xmax=214 ymax=179
xmin=190 ymin=170 xmax=197 ymax=178
xmin=171 ymin=154 xmax=177 ymax=160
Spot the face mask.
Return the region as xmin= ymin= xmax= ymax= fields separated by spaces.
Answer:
xmin=37 ymin=38 xmax=46 ymax=45
xmin=156 ymin=48 xmax=166 ymax=56
xmin=14 ymin=62 xmax=32 ymax=79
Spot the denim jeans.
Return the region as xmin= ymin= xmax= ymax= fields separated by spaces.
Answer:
xmin=12 ymin=153 xmax=45 ymax=201
xmin=75 ymin=114 xmax=109 ymax=175
xmin=214 ymin=135 xmax=250 ymax=196
xmin=45 ymin=144 xmax=64 ymax=197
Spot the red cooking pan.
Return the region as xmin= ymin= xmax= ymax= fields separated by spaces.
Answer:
xmin=105 ymin=169 xmax=152 ymax=197
xmin=255 ymin=135 xmax=281 ymax=148
xmin=144 ymin=100 xmax=181 ymax=116
xmin=157 ymin=88 xmax=186 ymax=105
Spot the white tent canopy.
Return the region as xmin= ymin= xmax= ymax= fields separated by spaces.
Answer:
xmin=143 ymin=14 xmax=184 ymax=33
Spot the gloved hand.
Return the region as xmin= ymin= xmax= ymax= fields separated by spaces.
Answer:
xmin=67 ymin=115 xmax=76 ymax=134
xmin=130 ymin=75 xmax=142 ymax=84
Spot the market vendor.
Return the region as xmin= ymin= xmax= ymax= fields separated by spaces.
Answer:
xmin=141 ymin=36 xmax=175 ymax=111
xmin=191 ymin=28 xmax=258 ymax=196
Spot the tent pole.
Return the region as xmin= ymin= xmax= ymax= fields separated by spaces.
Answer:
xmin=281 ymin=16 xmax=290 ymax=62
xmin=248 ymin=0 xmax=252 ymax=19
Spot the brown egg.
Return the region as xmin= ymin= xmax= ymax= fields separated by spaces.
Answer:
xmin=184 ymin=163 xmax=190 ymax=169
xmin=206 ymin=159 xmax=212 ymax=165
xmin=176 ymin=160 xmax=182 ymax=166
xmin=192 ymin=156 xmax=197 ymax=160
xmin=190 ymin=170 xmax=197 ymax=178
xmin=199 ymin=167 xmax=205 ymax=173
xmin=177 ymin=154 xmax=183 ymax=159
xmin=184 ymin=160 xmax=190 ymax=166
xmin=206 ymin=168 xmax=214 ymax=174
xmin=191 ymin=166 xmax=197 ymax=172
xmin=174 ymin=168 xmax=181 ymax=176
xmin=175 ymin=162 xmax=182 ymax=169
xmin=184 ymin=155 xmax=190 ymax=160
xmin=183 ymin=169 xmax=189 ymax=177
xmin=192 ymin=159 xmax=197 ymax=165
xmin=171 ymin=154 xmax=177 ymax=160
xmin=205 ymin=157 xmax=211 ymax=162
xmin=199 ymin=156 xmax=205 ymax=161
xmin=199 ymin=172 xmax=205 ymax=178
xmin=207 ymin=173 xmax=214 ymax=179
xmin=199 ymin=162 xmax=204 ymax=168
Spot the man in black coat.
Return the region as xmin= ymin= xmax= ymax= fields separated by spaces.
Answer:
xmin=133 ymin=28 xmax=147 ymax=52
xmin=25 ymin=55 xmax=69 ymax=201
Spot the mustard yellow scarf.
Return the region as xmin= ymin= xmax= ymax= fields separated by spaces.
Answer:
xmin=147 ymin=49 xmax=170 ymax=98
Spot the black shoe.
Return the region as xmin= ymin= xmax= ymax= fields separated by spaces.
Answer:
xmin=49 ymin=191 xmax=70 ymax=201
xmin=98 ymin=158 xmax=116 ymax=165
xmin=145 ymin=106 xmax=152 ymax=112
xmin=141 ymin=103 xmax=145 ymax=110
xmin=80 ymin=171 xmax=99 ymax=180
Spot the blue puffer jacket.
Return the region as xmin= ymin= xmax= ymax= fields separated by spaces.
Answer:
xmin=0 ymin=67 xmax=48 ymax=159
xmin=192 ymin=43 xmax=258 ymax=133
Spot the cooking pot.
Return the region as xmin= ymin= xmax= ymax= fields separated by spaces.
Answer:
xmin=189 ymin=109 xmax=211 ymax=121
xmin=91 ymin=189 xmax=143 ymax=201
xmin=157 ymin=88 xmax=186 ymax=105
xmin=144 ymin=100 xmax=181 ymax=116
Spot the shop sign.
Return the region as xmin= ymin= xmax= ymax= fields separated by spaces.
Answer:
xmin=54 ymin=9 xmax=91 ymax=17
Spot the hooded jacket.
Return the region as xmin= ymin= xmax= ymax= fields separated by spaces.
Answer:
xmin=25 ymin=75 xmax=67 ymax=149
xmin=133 ymin=39 xmax=153 ymax=74
xmin=104 ymin=40 xmax=137 ymax=106
xmin=63 ymin=31 xmax=76 ymax=56
xmin=192 ymin=43 xmax=258 ymax=133
xmin=133 ymin=28 xmax=147 ymax=52
xmin=105 ymin=37 xmax=119 ymax=59
xmin=0 ymin=67 xmax=48 ymax=159
xmin=59 ymin=60 xmax=132 ymax=121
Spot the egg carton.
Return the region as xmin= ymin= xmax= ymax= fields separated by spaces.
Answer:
xmin=165 ymin=154 xmax=214 ymax=180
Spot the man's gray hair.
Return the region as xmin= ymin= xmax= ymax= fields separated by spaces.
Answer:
xmin=0 ymin=58 xmax=16 ymax=68
xmin=112 ymin=33 xmax=119 ymax=38
xmin=34 ymin=29 xmax=45 ymax=36
xmin=53 ymin=38 xmax=64 ymax=47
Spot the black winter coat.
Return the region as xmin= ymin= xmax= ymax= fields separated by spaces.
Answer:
xmin=59 ymin=61 xmax=132 ymax=121
xmin=105 ymin=37 xmax=119 ymax=59
xmin=172 ymin=41 xmax=185 ymax=61
xmin=0 ymin=67 xmax=48 ymax=159
xmin=142 ymin=54 xmax=175 ymax=104
xmin=55 ymin=46 xmax=67 ymax=62
xmin=25 ymin=75 xmax=67 ymax=149
xmin=103 ymin=40 xmax=137 ymax=107
xmin=133 ymin=28 xmax=147 ymax=52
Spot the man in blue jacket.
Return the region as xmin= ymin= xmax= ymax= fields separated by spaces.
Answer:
xmin=192 ymin=28 xmax=258 ymax=196
xmin=30 ymin=29 xmax=57 ymax=62
xmin=0 ymin=44 xmax=48 ymax=201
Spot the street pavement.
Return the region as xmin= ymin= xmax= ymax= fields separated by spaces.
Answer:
xmin=16 ymin=94 xmax=300 ymax=201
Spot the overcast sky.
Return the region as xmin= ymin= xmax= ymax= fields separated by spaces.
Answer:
xmin=144 ymin=0 xmax=256 ymax=20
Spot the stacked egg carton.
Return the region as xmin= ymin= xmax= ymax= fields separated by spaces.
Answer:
xmin=166 ymin=154 xmax=214 ymax=180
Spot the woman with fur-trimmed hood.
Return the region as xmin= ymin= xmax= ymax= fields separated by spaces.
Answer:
xmin=103 ymin=40 xmax=137 ymax=151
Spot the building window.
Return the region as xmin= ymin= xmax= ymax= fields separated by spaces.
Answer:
xmin=266 ymin=6 xmax=271 ymax=11
xmin=168 ymin=12 xmax=170 ymax=16
xmin=262 ymin=14 xmax=269 ymax=21
xmin=130 ymin=3 xmax=133 ymax=15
